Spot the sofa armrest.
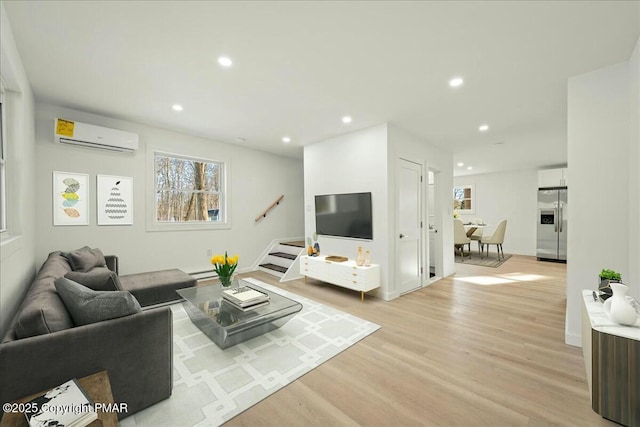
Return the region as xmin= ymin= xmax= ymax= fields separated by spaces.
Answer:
xmin=0 ymin=307 xmax=172 ymax=420
xmin=104 ymin=255 xmax=119 ymax=274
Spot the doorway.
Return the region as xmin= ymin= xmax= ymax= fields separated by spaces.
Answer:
xmin=396 ymin=158 xmax=422 ymax=295
xmin=427 ymin=168 xmax=442 ymax=282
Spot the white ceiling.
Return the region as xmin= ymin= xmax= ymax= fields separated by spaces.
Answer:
xmin=3 ymin=1 xmax=639 ymax=176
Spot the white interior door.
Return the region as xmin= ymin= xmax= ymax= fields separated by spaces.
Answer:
xmin=396 ymin=158 xmax=422 ymax=295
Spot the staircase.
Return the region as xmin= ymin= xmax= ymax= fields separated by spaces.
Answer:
xmin=257 ymin=240 xmax=306 ymax=282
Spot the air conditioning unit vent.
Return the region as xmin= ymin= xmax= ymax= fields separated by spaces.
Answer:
xmin=54 ymin=118 xmax=139 ymax=153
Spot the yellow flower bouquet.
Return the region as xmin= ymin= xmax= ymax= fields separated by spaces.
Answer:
xmin=210 ymin=251 xmax=239 ymax=287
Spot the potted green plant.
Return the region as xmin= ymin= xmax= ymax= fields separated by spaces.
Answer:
xmin=598 ymin=268 xmax=622 ymax=300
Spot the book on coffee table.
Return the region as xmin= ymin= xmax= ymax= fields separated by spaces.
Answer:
xmin=222 ymin=286 xmax=269 ymax=308
xmin=24 ymin=378 xmax=97 ymax=427
xmin=222 ymin=298 xmax=270 ymax=312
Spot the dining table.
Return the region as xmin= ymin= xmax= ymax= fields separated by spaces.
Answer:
xmin=463 ymin=223 xmax=489 ymax=237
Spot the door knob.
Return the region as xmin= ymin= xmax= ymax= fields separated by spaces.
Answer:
xmin=399 ymin=234 xmax=406 ymax=238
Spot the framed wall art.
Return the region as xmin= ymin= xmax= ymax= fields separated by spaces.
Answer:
xmin=453 ymin=184 xmax=475 ymax=214
xmin=53 ymin=171 xmax=89 ymax=226
xmin=97 ymin=175 xmax=133 ymax=225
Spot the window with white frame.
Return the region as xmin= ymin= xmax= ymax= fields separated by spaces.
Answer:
xmin=0 ymin=84 xmax=7 ymax=233
xmin=453 ymin=184 xmax=474 ymax=214
xmin=154 ymin=153 xmax=224 ymax=223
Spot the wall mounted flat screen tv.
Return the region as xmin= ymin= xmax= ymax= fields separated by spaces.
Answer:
xmin=315 ymin=192 xmax=373 ymax=240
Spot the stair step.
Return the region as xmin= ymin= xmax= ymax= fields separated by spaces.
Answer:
xmin=269 ymin=251 xmax=297 ymax=260
xmin=259 ymin=263 xmax=288 ymax=273
xmin=281 ymin=241 xmax=305 ymax=248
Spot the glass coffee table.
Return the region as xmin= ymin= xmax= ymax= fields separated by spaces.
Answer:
xmin=176 ymin=278 xmax=303 ymax=349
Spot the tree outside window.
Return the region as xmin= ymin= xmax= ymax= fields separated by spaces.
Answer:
xmin=155 ymin=153 xmax=223 ymax=223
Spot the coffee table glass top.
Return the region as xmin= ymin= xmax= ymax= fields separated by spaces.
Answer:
xmin=176 ymin=278 xmax=303 ymax=349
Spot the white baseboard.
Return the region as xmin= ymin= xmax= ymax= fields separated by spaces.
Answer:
xmin=565 ymin=331 xmax=582 ymax=347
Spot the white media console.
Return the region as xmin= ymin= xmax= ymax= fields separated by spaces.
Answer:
xmin=300 ymin=255 xmax=381 ymax=301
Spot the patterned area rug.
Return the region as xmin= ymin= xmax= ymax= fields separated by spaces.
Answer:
xmin=454 ymin=253 xmax=512 ymax=268
xmin=120 ymin=278 xmax=380 ymax=427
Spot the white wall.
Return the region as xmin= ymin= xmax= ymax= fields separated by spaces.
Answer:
xmin=454 ymin=169 xmax=538 ymax=256
xmin=566 ymin=52 xmax=638 ymax=346
xmin=303 ymin=123 xmax=454 ymax=301
xmin=303 ymin=124 xmax=390 ymax=297
xmin=0 ymin=5 xmax=38 ymax=337
xmin=35 ymin=103 xmax=304 ymax=275
xmin=628 ymin=37 xmax=640 ymax=296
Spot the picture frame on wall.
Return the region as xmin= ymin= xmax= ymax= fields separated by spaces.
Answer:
xmin=97 ymin=174 xmax=133 ymax=225
xmin=453 ymin=184 xmax=475 ymax=214
xmin=52 ymin=171 xmax=89 ymax=226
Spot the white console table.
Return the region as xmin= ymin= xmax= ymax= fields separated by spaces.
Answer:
xmin=581 ymin=290 xmax=639 ymax=426
xmin=300 ymin=255 xmax=380 ymax=302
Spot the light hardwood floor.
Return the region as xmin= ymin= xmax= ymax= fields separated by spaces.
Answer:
xmin=229 ymin=256 xmax=614 ymax=427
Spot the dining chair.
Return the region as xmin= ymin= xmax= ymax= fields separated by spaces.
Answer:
xmin=469 ymin=218 xmax=484 ymax=255
xmin=454 ymin=219 xmax=471 ymax=261
xmin=480 ymin=219 xmax=508 ymax=260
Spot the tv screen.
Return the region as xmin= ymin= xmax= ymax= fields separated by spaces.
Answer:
xmin=315 ymin=192 xmax=373 ymax=240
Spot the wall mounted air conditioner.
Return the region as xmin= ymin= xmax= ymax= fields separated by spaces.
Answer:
xmin=54 ymin=118 xmax=139 ymax=153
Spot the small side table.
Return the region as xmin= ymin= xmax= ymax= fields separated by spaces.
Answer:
xmin=1 ymin=370 xmax=119 ymax=427
xmin=582 ymin=291 xmax=639 ymax=426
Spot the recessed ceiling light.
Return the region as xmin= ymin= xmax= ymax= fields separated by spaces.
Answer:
xmin=172 ymin=104 xmax=183 ymax=111
xmin=217 ymin=56 xmax=233 ymax=67
xmin=235 ymin=138 xmax=246 ymax=143
xmin=457 ymin=162 xmax=464 ymax=167
xmin=449 ymin=77 xmax=464 ymax=88
xmin=479 ymin=124 xmax=489 ymax=132
xmin=342 ymin=116 xmax=352 ymax=124
xmin=282 ymin=137 xmax=291 ymax=143
xmin=467 ymin=166 xmax=473 ymax=170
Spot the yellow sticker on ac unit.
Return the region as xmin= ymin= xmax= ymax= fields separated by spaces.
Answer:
xmin=56 ymin=118 xmax=75 ymax=137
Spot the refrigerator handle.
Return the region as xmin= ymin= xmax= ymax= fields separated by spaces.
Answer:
xmin=555 ymin=208 xmax=558 ymax=232
xmin=559 ymin=206 xmax=563 ymax=233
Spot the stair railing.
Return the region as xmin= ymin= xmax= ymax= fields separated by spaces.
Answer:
xmin=255 ymin=195 xmax=284 ymax=222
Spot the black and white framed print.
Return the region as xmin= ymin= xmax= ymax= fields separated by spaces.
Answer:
xmin=97 ymin=174 xmax=133 ymax=225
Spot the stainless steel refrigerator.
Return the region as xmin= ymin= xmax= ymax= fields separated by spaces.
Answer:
xmin=536 ymin=188 xmax=567 ymax=262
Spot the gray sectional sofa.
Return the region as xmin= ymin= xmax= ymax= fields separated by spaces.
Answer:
xmin=0 ymin=248 xmax=196 ymax=420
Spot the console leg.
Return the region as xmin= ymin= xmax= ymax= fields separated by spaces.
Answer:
xmin=361 ymin=291 xmax=364 ymax=302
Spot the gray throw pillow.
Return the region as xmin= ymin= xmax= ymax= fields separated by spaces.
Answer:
xmin=64 ymin=246 xmax=107 ymax=272
xmin=64 ymin=269 xmax=123 ymax=292
xmin=54 ymin=277 xmax=141 ymax=326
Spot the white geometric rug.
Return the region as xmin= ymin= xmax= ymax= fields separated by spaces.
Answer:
xmin=120 ymin=278 xmax=380 ymax=427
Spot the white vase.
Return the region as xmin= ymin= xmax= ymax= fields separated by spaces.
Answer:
xmin=603 ymin=282 xmax=638 ymax=326
xmin=356 ymin=246 xmax=365 ymax=266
